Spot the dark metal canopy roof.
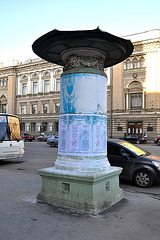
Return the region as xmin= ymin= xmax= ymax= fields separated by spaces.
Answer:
xmin=32 ymin=28 xmax=133 ymax=68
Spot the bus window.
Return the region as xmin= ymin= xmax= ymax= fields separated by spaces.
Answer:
xmin=0 ymin=115 xmax=9 ymax=141
xmin=8 ymin=116 xmax=21 ymax=140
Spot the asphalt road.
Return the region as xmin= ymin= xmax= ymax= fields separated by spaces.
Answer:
xmin=0 ymin=141 xmax=160 ymax=240
xmin=1 ymin=140 xmax=160 ymax=195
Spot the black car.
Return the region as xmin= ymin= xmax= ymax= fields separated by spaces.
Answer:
xmin=119 ymin=134 xmax=147 ymax=144
xmin=107 ymin=139 xmax=160 ymax=188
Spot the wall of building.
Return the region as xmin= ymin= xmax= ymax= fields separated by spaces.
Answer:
xmin=0 ymin=29 xmax=160 ymax=141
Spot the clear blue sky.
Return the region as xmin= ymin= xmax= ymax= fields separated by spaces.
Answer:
xmin=0 ymin=0 xmax=160 ymax=62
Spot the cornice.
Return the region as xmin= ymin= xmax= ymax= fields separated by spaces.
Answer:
xmin=134 ymin=40 xmax=160 ymax=47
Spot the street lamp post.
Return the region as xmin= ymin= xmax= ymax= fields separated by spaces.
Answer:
xmin=32 ymin=28 xmax=133 ymax=214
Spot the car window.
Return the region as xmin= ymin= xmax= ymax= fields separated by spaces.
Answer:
xmin=108 ymin=142 xmax=135 ymax=158
xmin=118 ymin=141 xmax=146 ymax=156
xmin=107 ymin=143 xmax=121 ymax=156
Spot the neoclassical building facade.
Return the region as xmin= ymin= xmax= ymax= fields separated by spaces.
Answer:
xmin=0 ymin=29 xmax=160 ymax=139
xmin=0 ymin=59 xmax=62 ymax=135
xmin=16 ymin=59 xmax=63 ymax=134
xmin=107 ymin=29 xmax=160 ymax=140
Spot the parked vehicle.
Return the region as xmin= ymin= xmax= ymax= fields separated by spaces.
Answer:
xmin=154 ymin=137 xmax=160 ymax=144
xmin=47 ymin=134 xmax=58 ymax=147
xmin=107 ymin=139 xmax=160 ymax=188
xmin=157 ymin=140 xmax=160 ymax=146
xmin=37 ymin=133 xmax=53 ymax=142
xmin=119 ymin=134 xmax=147 ymax=144
xmin=0 ymin=113 xmax=24 ymax=160
xmin=21 ymin=133 xmax=35 ymax=142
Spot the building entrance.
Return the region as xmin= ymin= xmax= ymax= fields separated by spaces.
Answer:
xmin=127 ymin=122 xmax=143 ymax=136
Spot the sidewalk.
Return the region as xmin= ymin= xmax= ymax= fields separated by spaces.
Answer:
xmin=0 ymin=168 xmax=160 ymax=240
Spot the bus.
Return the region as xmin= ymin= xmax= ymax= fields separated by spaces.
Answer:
xmin=0 ymin=113 xmax=25 ymax=160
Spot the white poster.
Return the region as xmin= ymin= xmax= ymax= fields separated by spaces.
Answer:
xmin=58 ymin=116 xmax=67 ymax=153
xmin=68 ymin=116 xmax=91 ymax=154
xmin=58 ymin=114 xmax=107 ymax=156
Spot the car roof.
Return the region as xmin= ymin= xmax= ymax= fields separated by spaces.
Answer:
xmin=107 ymin=138 xmax=126 ymax=143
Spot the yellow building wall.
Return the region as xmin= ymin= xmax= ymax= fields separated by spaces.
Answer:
xmin=8 ymin=75 xmax=16 ymax=114
xmin=112 ymin=62 xmax=124 ymax=110
xmin=145 ymin=49 xmax=160 ymax=109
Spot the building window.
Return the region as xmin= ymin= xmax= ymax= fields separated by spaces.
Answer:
xmin=133 ymin=58 xmax=138 ymax=69
xmin=140 ymin=57 xmax=144 ymax=68
xmin=43 ymin=104 xmax=48 ymax=113
xmin=55 ymin=122 xmax=59 ymax=132
xmin=42 ymin=122 xmax=47 ymax=132
xmin=33 ymin=73 xmax=38 ymax=78
xmin=33 ymin=82 xmax=38 ymax=94
xmin=0 ymin=78 xmax=8 ymax=88
xmin=55 ymin=103 xmax=60 ymax=113
xmin=44 ymin=80 xmax=49 ymax=93
xmin=56 ymin=78 xmax=60 ymax=91
xmin=2 ymin=104 xmax=7 ymax=113
xmin=32 ymin=104 xmax=37 ymax=114
xmin=44 ymin=71 xmax=50 ymax=77
xmin=21 ymin=105 xmax=26 ymax=114
xmin=22 ymin=75 xmax=28 ymax=80
xmin=21 ymin=122 xmax=25 ymax=132
xmin=126 ymin=59 xmax=131 ymax=70
xmin=22 ymin=83 xmax=27 ymax=95
xmin=131 ymin=94 xmax=142 ymax=109
xmin=31 ymin=122 xmax=36 ymax=132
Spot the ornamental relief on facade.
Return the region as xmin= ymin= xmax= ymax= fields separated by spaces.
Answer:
xmin=124 ymin=79 xmax=143 ymax=90
xmin=64 ymin=54 xmax=104 ymax=71
xmin=129 ymin=81 xmax=142 ymax=89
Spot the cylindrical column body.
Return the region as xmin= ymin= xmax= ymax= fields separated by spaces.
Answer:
xmin=55 ymin=48 xmax=110 ymax=173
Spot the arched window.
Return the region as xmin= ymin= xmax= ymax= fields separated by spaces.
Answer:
xmin=128 ymin=81 xmax=143 ymax=110
xmin=126 ymin=59 xmax=131 ymax=70
xmin=0 ymin=95 xmax=8 ymax=113
xmin=140 ymin=57 xmax=144 ymax=68
xmin=133 ymin=58 xmax=138 ymax=69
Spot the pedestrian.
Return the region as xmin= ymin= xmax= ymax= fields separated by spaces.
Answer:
xmin=144 ymin=132 xmax=147 ymax=138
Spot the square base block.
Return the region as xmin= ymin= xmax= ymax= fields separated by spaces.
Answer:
xmin=37 ymin=167 xmax=123 ymax=215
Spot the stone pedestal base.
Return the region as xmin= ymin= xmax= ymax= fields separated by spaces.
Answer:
xmin=37 ymin=167 xmax=123 ymax=215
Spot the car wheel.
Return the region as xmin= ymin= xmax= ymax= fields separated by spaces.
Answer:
xmin=38 ymin=139 xmax=42 ymax=141
xmin=29 ymin=140 xmax=32 ymax=142
xmin=136 ymin=139 xmax=140 ymax=144
xmin=133 ymin=169 xmax=153 ymax=188
xmin=157 ymin=141 xmax=160 ymax=146
xmin=51 ymin=142 xmax=55 ymax=147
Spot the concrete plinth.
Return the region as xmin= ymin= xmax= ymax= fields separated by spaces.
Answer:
xmin=38 ymin=167 xmax=123 ymax=215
